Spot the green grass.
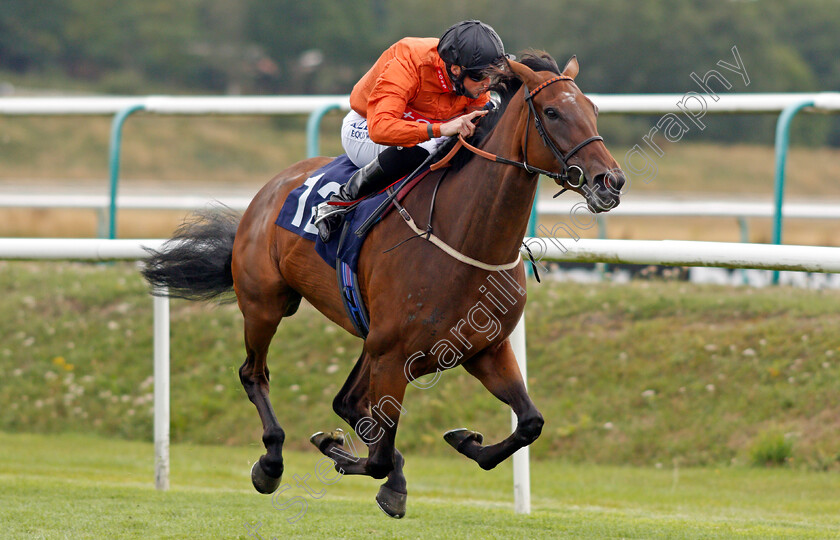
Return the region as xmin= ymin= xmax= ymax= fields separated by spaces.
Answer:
xmin=2 ymin=261 xmax=840 ymax=472
xmin=1 ymin=431 xmax=838 ymax=539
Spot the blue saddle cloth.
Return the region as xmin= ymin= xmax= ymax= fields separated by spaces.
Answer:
xmin=276 ymin=154 xmax=422 ymax=337
xmin=275 ymin=154 xmax=395 ymax=273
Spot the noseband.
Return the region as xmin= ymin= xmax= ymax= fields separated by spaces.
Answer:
xmin=430 ymin=75 xmax=604 ymax=192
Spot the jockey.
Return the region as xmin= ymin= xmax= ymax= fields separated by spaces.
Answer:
xmin=313 ymin=19 xmax=508 ymax=242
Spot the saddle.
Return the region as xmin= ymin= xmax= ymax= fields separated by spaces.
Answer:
xmin=275 ymin=155 xmax=432 ymax=337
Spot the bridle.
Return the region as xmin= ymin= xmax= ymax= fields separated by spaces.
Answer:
xmin=364 ymin=74 xmax=610 ymax=273
xmin=431 ymin=74 xmax=604 ymax=195
xmin=523 ymin=75 xmax=603 ymax=190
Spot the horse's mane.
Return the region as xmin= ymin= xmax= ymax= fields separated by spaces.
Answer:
xmin=432 ymin=50 xmax=562 ymax=172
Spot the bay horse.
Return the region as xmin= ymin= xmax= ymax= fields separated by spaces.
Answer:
xmin=142 ymin=52 xmax=625 ymax=518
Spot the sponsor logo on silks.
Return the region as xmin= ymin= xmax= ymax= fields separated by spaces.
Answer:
xmin=402 ymin=107 xmax=433 ymax=125
xmin=435 ymin=67 xmax=450 ymax=91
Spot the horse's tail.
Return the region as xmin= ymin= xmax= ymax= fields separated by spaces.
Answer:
xmin=141 ymin=206 xmax=240 ymax=302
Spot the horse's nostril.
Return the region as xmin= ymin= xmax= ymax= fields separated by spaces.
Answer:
xmin=602 ymin=170 xmax=625 ymax=195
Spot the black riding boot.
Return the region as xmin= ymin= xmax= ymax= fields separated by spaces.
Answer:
xmin=313 ymin=145 xmax=429 ymax=242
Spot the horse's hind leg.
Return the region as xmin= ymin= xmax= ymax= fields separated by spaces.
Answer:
xmin=237 ymin=282 xmax=298 ymax=494
xmin=444 ymin=340 xmax=544 ymax=470
xmin=311 ymin=350 xmax=408 ymax=518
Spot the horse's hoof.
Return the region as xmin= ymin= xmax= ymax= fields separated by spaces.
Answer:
xmin=376 ymin=484 xmax=407 ymax=519
xmin=443 ymin=428 xmax=484 ymax=452
xmin=251 ymin=461 xmax=281 ymax=494
xmin=310 ymin=429 xmax=345 ymax=453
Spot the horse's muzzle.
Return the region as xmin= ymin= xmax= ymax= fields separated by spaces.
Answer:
xmin=587 ymin=169 xmax=626 ymax=213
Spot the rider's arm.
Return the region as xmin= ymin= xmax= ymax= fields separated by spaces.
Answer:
xmin=364 ymin=53 xmax=436 ymax=147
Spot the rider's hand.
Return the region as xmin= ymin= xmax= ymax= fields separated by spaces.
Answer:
xmin=439 ymin=110 xmax=488 ymax=138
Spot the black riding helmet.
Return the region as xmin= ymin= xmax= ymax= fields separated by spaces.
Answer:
xmin=438 ymin=20 xmax=507 ymax=96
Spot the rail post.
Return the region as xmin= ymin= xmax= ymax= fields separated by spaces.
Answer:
xmin=509 ymin=315 xmax=531 ymax=514
xmin=771 ymin=99 xmax=814 ymax=284
xmin=153 ymin=289 xmax=170 ymax=491
xmin=107 ymin=104 xmax=146 ymax=239
xmin=306 ymin=103 xmax=341 ymax=158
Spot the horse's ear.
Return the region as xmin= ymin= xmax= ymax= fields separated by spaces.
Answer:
xmin=507 ymin=59 xmax=542 ymax=88
xmin=562 ymin=56 xmax=579 ymax=79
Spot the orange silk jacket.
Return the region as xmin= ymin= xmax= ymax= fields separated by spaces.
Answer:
xmin=349 ymin=37 xmax=490 ymax=147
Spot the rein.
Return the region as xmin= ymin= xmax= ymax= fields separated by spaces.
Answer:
xmin=392 ymin=74 xmax=604 ymax=273
xmin=431 ymin=75 xmax=604 ymax=193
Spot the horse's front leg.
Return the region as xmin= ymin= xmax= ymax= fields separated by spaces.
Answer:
xmin=444 ymin=340 xmax=544 ymax=470
xmin=311 ymin=352 xmax=408 ymax=516
xmin=311 ymin=350 xmax=408 ymax=517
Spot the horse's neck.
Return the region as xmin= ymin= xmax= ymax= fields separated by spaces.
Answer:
xmin=433 ymin=100 xmax=537 ymax=264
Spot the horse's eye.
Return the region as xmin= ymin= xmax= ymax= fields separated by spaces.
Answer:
xmin=544 ymin=107 xmax=560 ymax=120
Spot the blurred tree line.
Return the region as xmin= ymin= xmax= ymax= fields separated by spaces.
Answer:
xmin=2 ymin=0 xmax=839 ymax=144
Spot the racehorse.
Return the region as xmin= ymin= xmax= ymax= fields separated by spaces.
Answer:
xmin=142 ymin=51 xmax=625 ymax=518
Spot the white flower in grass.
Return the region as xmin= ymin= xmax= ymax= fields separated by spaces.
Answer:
xmin=603 ymin=422 xmax=614 ymax=430
xmin=289 ymin=384 xmax=300 ymax=392
xmin=641 ymin=389 xmax=656 ymax=398
xmin=705 ymin=384 xmax=716 ymax=393
xmin=742 ymin=348 xmax=756 ymax=356
xmin=326 ymin=364 xmax=340 ymax=374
